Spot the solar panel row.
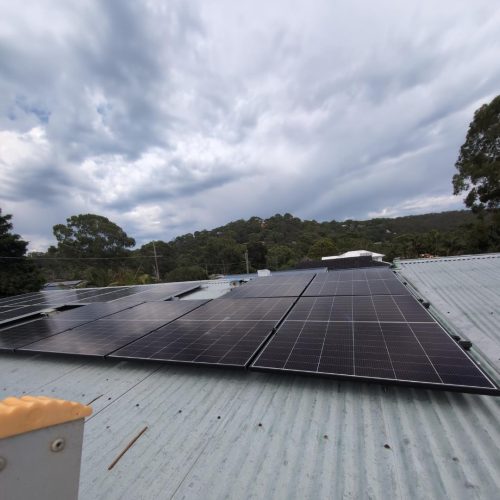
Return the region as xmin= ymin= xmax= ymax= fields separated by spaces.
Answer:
xmin=227 ymin=273 xmax=315 ymax=299
xmin=0 ymin=283 xmax=201 ymax=325
xmin=1 ymin=300 xmax=208 ymax=353
xmin=1 ymin=272 xmax=498 ymax=395
xmin=251 ymin=320 xmax=496 ymax=391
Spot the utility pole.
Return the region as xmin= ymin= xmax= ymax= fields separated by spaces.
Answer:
xmin=152 ymin=241 xmax=160 ymax=282
xmin=244 ymin=249 xmax=250 ymax=275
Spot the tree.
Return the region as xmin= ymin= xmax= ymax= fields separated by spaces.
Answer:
xmin=453 ymin=95 xmax=500 ymax=211
xmin=0 ymin=209 xmax=44 ymax=297
xmin=166 ymin=265 xmax=208 ymax=282
xmin=308 ymin=238 xmax=338 ymax=259
xmin=52 ymin=214 xmax=135 ymax=257
xmin=246 ymin=241 xmax=267 ymax=270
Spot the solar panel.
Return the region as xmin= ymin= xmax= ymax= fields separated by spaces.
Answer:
xmin=18 ymin=320 xmax=170 ymax=357
xmin=0 ymin=283 xmax=201 ymax=312
xmin=109 ymin=319 xmax=278 ymax=367
xmin=181 ymin=298 xmax=294 ymax=321
xmin=227 ymin=274 xmax=315 ymax=299
xmin=99 ymin=300 xmax=209 ymax=321
xmin=285 ymin=295 xmax=430 ymax=323
xmin=251 ymin=317 xmax=499 ymax=394
xmin=53 ymin=302 xmax=141 ymax=321
xmin=0 ymin=319 xmax=85 ymax=351
xmin=0 ymin=304 xmax=59 ymax=325
xmin=303 ymin=272 xmax=409 ymax=297
xmin=18 ymin=300 xmax=208 ymax=357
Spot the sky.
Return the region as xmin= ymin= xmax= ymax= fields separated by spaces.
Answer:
xmin=1 ymin=1 xmax=500 ymax=251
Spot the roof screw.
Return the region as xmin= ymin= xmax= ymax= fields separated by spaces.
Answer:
xmin=0 ymin=456 xmax=6 ymax=472
xmin=50 ymin=438 xmax=65 ymax=452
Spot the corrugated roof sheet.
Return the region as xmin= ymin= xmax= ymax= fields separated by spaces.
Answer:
xmin=397 ymin=253 xmax=500 ymax=375
xmin=1 ymin=257 xmax=499 ymax=499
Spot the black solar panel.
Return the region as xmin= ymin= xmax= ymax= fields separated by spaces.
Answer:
xmin=18 ymin=320 xmax=170 ymax=357
xmin=0 ymin=283 xmax=201 ymax=311
xmin=251 ymin=319 xmax=498 ymax=394
xmin=108 ymin=297 xmax=294 ymax=367
xmin=109 ymin=319 xmax=278 ymax=367
xmin=0 ymin=319 xmax=85 ymax=351
xmin=227 ymin=274 xmax=315 ymax=299
xmin=0 ymin=304 xmax=59 ymax=325
xmin=181 ymin=298 xmax=294 ymax=321
xmin=304 ymin=271 xmax=409 ymax=297
xmin=285 ymin=296 xmax=430 ymax=323
xmin=100 ymin=300 xmax=209 ymax=321
xmin=53 ymin=302 xmax=139 ymax=321
xmin=18 ymin=300 xmax=208 ymax=357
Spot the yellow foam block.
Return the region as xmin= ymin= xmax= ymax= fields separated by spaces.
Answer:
xmin=0 ymin=395 xmax=92 ymax=439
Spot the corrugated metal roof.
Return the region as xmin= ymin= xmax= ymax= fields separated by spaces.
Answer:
xmin=397 ymin=253 xmax=500 ymax=375
xmin=1 ymin=257 xmax=499 ymax=499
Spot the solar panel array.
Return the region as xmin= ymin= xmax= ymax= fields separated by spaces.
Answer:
xmin=251 ymin=288 xmax=498 ymax=394
xmin=0 ymin=282 xmax=200 ymax=324
xmin=1 ymin=270 xmax=498 ymax=395
xmin=227 ymin=273 xmax=315 ymax=298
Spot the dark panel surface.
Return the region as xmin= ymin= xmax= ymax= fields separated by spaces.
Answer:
xmin=110 ymin=319 xmax=277 ymax=367
xmin=18 ymin=300 xmax=207 ymax=357
xmin=0 ymin=318 xmax=85 ymax=351
xmin=101 ymin=300 xmax=208 ymax=321
xmin=303 ymin=270 xmax=409 ymax=297
xmin=286 ymin=296 xmax=433 ymax=323
xmin=227 ymin=274 xmax=315 ymax=299
xmin=0 ymin=304 xmax=59 ymax=324
xmin=19 ymin=320 xmax=169 ymax=357
xmin=252 ymin=320 xmax=498 ymax=393
xmin=181 ymin=298 xmax=294 ymax=321
xmin=53 ymin=302 xmax=138 ymax=321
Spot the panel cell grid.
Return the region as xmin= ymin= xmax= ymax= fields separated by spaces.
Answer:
xmin=304 ymin=271 xmax=409 ymax=297
xmin=286 ymin=296 xmax=434 ymax=323
xmin=102 ymin=300 xmax=208 ymax=321
xmin=0 ymin=304 xmax=59 ymax=324
xmin=252 ymin=320 xmax=498 ymax=393
xmin=227 ymin=274 xmax=315 ymax=299
xmin=181 ymin=298 xmax=294 ymax=321
xmin=19 ymin=320 xmax=170 ymax=357
xmin=0 ymin=319 xmax=85 ymax=351
xmin=109 ymin=319 xmax=277 ymax=367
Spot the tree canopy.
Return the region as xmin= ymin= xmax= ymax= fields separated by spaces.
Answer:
xmin=52 ymin=214 xmax=135 ymax=257
xmin=453 ymin=94 xmax=500 ymax=211
xmin=0 ymin=209 xmax=44 ymax=297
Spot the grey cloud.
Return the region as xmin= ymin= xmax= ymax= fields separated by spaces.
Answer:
xmin=1 ymin=0 xmax=500 ymax=249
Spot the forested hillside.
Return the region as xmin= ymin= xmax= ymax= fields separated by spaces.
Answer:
xmin=32 ymin=209 xmax=499 ymax=286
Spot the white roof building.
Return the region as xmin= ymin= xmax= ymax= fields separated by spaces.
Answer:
xmin=321 ymin=250 xmax=385 ymax=261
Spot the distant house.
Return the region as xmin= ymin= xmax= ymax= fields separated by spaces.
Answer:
xmin=321 ymin=249 xmax=385 ymax=262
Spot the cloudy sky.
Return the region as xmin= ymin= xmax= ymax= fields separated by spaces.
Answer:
xmin=1 ymin=1 xmax=500 ymax=251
